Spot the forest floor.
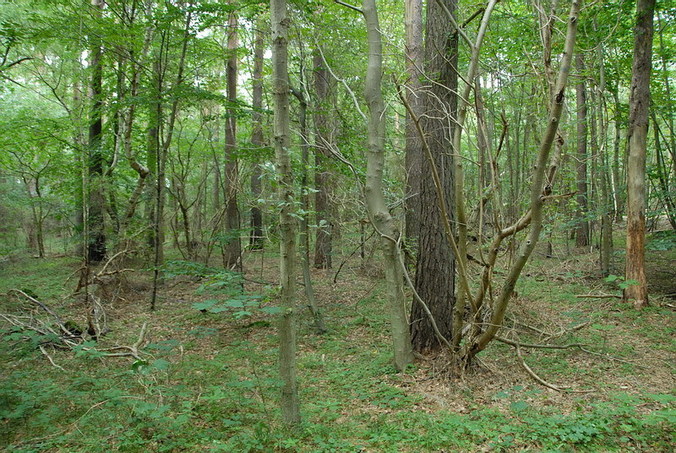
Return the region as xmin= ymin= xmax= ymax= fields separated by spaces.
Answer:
xmin=0 ymin=229 xmax=674 ymax=452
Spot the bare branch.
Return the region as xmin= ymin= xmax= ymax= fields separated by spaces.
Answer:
xmin=333 ymin=0 xmax=363 ymax=15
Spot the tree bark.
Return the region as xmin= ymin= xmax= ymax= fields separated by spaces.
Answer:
xmin=361 ymin=0 xmax=413 ymax=371
xmin=313 ymin=51 xmax=333 ymax=269
xmin=362 ymin=0 xmax=413 ymax=371
xmin=575 ymin=53 xmax=590 ymax=247
xmin=87 ymin=0 xmax=106 ymax=264
xmin=410 ymin=0 xmax=457 ymax=353
xmin=624 ymin=0 xmax=655 ymax=308
xmin=223 ymin=9 xmax=241 ymax=270
xmin=404 ymin=0 xmax=423 ymax=249
xmin=292 ymin=85 xmax=327 ymax=335
xmin=250 ymin=25 xmax=265 ymax=250
xmin=271 ymin=0 xmax=300 ymax=426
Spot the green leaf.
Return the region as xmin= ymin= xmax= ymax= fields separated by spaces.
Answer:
xmin=131 ymin=359 xmax=149 ymax=372
xmin=152 ymin=359 xmax=170 ymax=371
xmin=260 ymin=306 xmax=283 ymax=315
xmin=192 ymin=299 xmax=219 ymax=311
xmin=510 ymin=400 xmax=529 ymax=412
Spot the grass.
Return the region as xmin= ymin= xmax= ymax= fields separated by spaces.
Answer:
xmin=0 ymin=238 xmax=674 ymax=452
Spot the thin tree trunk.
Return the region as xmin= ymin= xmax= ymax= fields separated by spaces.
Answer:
xmin=271 ymin=0 xmax=300 ymax=426
xmin=151 ymin=6 xmax=192 ymax=310
xmin=465 ymin=0 xmax=581 ymax=360
xmin=624 ymin=0 xmax=655 ymax=308
xmin=595 ymin=44 xmax=613 ymax=276
xmin=292 ymin=86 xmax=327 ymax=335
xmin=87 ymin=0 xmax=106 ymax=263
xmin=361 ymin=0 xmax=413 ymax=371
xmin=612 ymin=87 xmax=624 ymax=220
xmin=313 ymin=51 xmax=333 ymax=269
xmin=575 ymin=54 xmax=590 ymax=247
xmin=250 ymin=25 xmax=265 ymax=250
xmin=223 ymin=9 xmax=241 ymax=270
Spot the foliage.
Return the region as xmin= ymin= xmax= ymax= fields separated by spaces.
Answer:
xmin=2 ymin=252 xmax=675 ymax=451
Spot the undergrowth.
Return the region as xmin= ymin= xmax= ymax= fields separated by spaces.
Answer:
xmin=0 ymin=253 xmax=674 ymax=452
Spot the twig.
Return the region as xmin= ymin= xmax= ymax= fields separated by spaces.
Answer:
xmin=575 ymin=293 xmax=622 ymax=299
xmin=516 ymin=345 xmax=567 ymax=392
xmin=496 ymin=336 xmax=588 ymax=350
xmin=8 ymin=289 xmax=68 ymax=333
xmin=333 ymin=0 xmax=363 ymax=15
xmin=39 ymin=345 xmax=65 ymax=371
xmin=97 ymin=249 xmax=129 ymax=276
xmin=578 ymin=347 xmax=647 ymax=368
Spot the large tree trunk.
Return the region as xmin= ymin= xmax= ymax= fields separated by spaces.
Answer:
xmin=575 ymin=54 xmax=590 ymax=247
xmin=403 ymin=0 xmax=423 ymax=249
xmin=362 ymin=0 xmax=413 ymax=371
xmin=223 ymin=9 xmax=241 ymax=270
xmin=624 ymin=0 xmax=655 ymax=308
xmin=312 ymin=51 xmax=333 ymax=269
xmin=410 ymin=0 xmax=457 ymax=353
xmin=250 ymin=25 xmax=265 ymax=250
xmin=271 ymin=0 xmax=300 ymax=426
xmin=87 ymin=0 xmax=106 ymax=264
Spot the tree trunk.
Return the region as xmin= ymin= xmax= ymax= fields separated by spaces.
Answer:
xmin=361 ymin=0 xmax=413 ymax=371
xmin=624 ymin=0 xmax=655 ymax=308
xmin=313 ymin=51 xmax=333 ymax=269
xmin=223 ymin=9 xmax=241 ymax=270
xmin=86 ymin=0 xmax=107 ymax=264
xmin=575 ymin=54 xmax=590 ymax=247
xmin=404 ymin=0 xmax=423 ymax=250
xmin=612 ymin=87 xmax=624 ymax=220
xmin=271 ymin=0 xmax=300 ymax=426
xmin=410 ymin=0 xmax=457 ymax=353
xmin=151 ymin=8 xmax=192 ymax=310
xmin=292 ymin=84 xmax=327 ymax=335
xmin=250 ymin=25 xmax=265 ymax=250
xmin=651 ymin=113 xmax=676 ymax=229
xmin=465 ymin=0 xmax=581 ymax=359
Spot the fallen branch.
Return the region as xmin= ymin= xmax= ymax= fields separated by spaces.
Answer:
xmin=516 ymin=346 xmax=593 ymax=393
xmin=39 ymin=345 xmax=65 ymax=371
xmin=496 ymin=336 xmax=588 ymax=350
xmin=516 ymin=345 xmax=567 ymax=392
xmin=575 ymin=293 xmax=622 ymax=299
xmin=8 ymin=289 xmax=66 ymax=331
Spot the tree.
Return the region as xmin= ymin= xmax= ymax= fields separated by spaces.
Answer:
xmin=312 ymin=50 xmax=333 ymax=269
xmin=223 ymin=8 xmax=241 ymax=270
xmin=624 ymin=0 xmax=655 ymax=308
xmin=410 ymin=0 xmax=457 ymax=353
xmin=271 ymin=0 xmax=300 ymax=426
xmin=249 ymin=24 xmax=265 ymax=250
xmin=86 ymin=0 xmax=107 ymax=264
xmin=361 ymin=0 xmax=413 ymax=371
xmin=575 ymin=53 xmax=590 ymax=247
xmin=403 ymin=0 xmax=423 ymax=254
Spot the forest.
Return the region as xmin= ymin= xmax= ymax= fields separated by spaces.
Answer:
xmin=0 ymin=0 xmax=674 ymax=451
